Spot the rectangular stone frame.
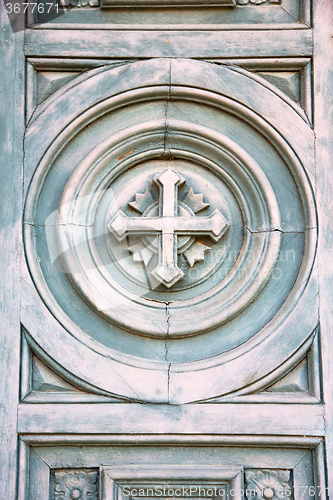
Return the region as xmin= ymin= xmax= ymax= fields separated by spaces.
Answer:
xmin=100 ymin=466 xmax=243 ymax=500
xmin=27 ymin=0 xmax=311 ymax=29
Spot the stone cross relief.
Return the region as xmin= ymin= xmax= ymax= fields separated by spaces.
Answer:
xmin=108 ymin=169 xmax=230 ymax=288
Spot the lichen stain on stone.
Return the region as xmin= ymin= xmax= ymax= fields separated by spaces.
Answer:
xmin=118 ymin=149 xmax=136 ymax=161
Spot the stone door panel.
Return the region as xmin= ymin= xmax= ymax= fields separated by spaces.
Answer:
xmin=22 ymin=58 xmax=317 ymax=403
xmin=24 ymin=445 xmax=324 ymax=500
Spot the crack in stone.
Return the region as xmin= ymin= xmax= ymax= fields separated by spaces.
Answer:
xmin=163 ymin=101 xmax=168 ymax=155
xmin=165 ymin=301 xmax=171 ymax=402
xmin=165 ymin=302 xmax=170 ymax=360
xmin=244 ymin=226 xmax=312 ymax=235
xmin=162 ymin=59 xmax=172 ymax=160
xmin=24 ymin=222 xmax=95 ymax=228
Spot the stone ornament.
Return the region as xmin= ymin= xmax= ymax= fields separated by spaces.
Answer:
xmin=23 ymin=59 xmax=317 ymax=403
xmin=59 ymin=0 xmax=100 ymax=6
xmin=105 ymin=165 xmax=231 ymax=293
xmin=245 ymin=470 xmax=291 ymax=500
xmin=236 ymin=0 xmax=279 ymax=4
xmin=108 ymin=168 xmax=229 ymax=288
xmin=54 ymin=470 xmax=98 ymax=500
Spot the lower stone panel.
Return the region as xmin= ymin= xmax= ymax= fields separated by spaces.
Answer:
xmin=24 ymin=441 xmax=326 ymax=500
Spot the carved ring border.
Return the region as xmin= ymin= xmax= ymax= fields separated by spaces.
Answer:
xmin=56 ymin=120 xmax=281 ymax=337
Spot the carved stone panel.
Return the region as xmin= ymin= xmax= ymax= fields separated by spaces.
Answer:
xmin=22 ymin=58 xmax=317 ymax=403
xmin=245 ymin=470 xmax=292 ymax=500
xmin=54 ymin=470 xmax=98 ymax=500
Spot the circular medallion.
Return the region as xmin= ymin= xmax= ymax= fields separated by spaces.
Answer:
xmin=23 ymin=59 xmax=317 ymax=402
xmin=56 ymin=145 xmax=280 ymax=338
